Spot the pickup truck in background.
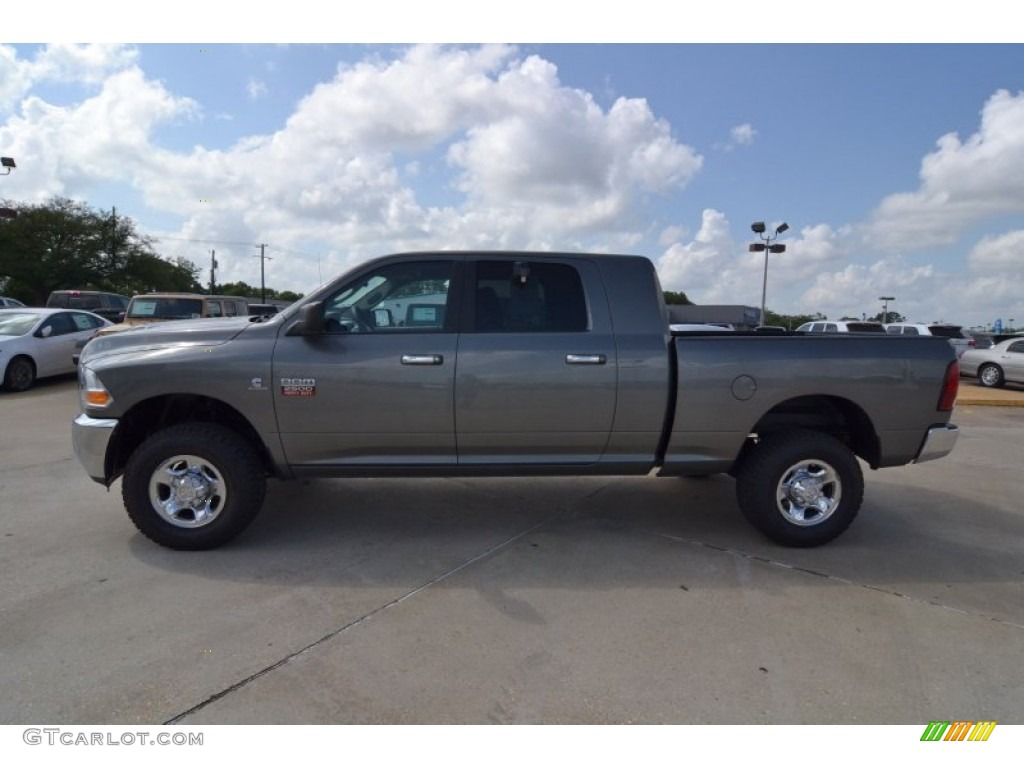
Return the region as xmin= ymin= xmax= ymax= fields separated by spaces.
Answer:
xmin=72 ymin=252 xmax=960 ymax=551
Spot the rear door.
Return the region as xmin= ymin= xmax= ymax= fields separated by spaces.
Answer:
xmin=454 ymin=257 xmax=617 ymax=466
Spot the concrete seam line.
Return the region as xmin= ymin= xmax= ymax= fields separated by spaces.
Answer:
xmin=163 ymin=516 xmax=557 ymax=725
xmin=643 ymin=529 xmax=1024 ymax=632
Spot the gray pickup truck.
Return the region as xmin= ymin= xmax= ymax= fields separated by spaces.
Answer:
xmin=72 ymin=252 xmax=960 ymax=551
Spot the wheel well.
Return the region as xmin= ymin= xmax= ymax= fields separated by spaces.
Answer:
xmin=743 ymin=395 xmax=881 ymax=469
xmin=106 ymin=395 xmax=272 ymax=481
xmin=7 ymin=354 xmax=35 ymax=371
xmin=3 ymin=355 xmax=36 ymax=386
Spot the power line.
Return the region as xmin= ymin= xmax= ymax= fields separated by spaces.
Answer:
xmin=148 ymin=234 xmax=262 ymax=248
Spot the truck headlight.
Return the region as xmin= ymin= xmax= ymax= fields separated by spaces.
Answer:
xmin=80 ymin=366 xmax=113 ymax=409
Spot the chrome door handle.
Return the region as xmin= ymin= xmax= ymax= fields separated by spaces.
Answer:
xmin=401 ymin=354 xmax=444 ymax=365
xmin=565 ymin=354 xmax=606 ymax=365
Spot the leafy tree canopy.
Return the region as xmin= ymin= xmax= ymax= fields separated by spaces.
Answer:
xmin=0 ymin=197 xmax=201 ymax=303
xmin=663 ymin=290 xmax=693 ymax=305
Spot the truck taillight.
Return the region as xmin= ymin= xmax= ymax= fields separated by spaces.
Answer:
xmin=938 ymin=360 xmax=959 ymax=412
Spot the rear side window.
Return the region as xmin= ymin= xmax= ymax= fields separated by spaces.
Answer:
xmin=901 ymin=326 xmax=919 ymax=336
xmin=928 ymin=325 xmax=964 ymax=339
xmin=70 ymin=312 xmax=97 ymax=331
xmin=474 ymin=261 xmax=588 ymax=333
xmin=69 ymin=296 xmax=101 ymax=309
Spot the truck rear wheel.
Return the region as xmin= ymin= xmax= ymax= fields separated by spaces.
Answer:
xmin=735 ymin=430 xmax=863 ymax=547
xmin=121 ymin=423 xmax=266 ymax=550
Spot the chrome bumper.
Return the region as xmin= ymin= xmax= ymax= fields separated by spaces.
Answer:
xmin=914 ymin=423 xmax=959 ymax=464
xmin=72 ymin=414 xmax=118 ymax=484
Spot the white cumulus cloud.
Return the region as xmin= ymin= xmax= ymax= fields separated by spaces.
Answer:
xmin=867 ymin=89 xmax=1024 ymax=251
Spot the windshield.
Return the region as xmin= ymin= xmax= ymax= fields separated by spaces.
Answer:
xmin=0 ymin=312 xmax=40 ymax=336
xmin=128 ymin=298 xmax=204 ymax=320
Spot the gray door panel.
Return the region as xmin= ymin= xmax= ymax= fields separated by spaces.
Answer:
xmin=273 ymin=333 xmax=458 ymax=467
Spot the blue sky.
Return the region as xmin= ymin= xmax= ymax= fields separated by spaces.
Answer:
xmin=3 ymin=5 xmax=1023 ymax=327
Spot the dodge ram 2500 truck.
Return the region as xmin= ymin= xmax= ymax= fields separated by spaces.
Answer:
xmin=72 ymin=252 xmax=960 ymax=550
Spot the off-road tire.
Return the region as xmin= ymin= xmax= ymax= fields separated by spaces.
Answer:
xmin=121 ymin=422 xmax=266 ymax=550
xmin=735 ymin=430 xmax=864 ymax=547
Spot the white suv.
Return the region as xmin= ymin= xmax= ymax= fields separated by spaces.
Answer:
xmin=796 ymin=321 xmax=886 ymax=333
xmin=884 ymin=323 xmax=975 ymax=358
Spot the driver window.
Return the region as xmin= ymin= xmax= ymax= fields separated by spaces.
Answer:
xmin=42 ymin=312 xmax=76 ymax=337
xmin=323 ymin=261 xmax=454 ymax=334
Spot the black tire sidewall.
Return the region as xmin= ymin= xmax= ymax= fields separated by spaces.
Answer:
xmin=4 ymin=357 xmax=35 ymax=392
xmin=122 ymin=423 xmax=266 ymax=550
xmin=736 ymin=430 xmax=864 ymax=547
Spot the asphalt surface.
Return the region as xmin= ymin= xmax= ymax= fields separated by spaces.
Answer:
xmin=1 ymin=375 xmax=1022 ymax=724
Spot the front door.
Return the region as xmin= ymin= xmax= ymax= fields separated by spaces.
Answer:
xmin=273 ymin=259 xmax=461 ymax=469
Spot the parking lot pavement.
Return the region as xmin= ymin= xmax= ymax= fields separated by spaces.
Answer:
xmin=1 ymin=378 xmax=1022 ymax=724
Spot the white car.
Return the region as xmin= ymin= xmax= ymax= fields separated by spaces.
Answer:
xmin=796 ymin=320 xmax=886 ymax=333
xmin=0 ymin=308 xmax=112 ymax=392
xmin=959 ymin=338 xmax=1024 ymax=388
xmin=885 ymin=322 xmax=975 ymax=358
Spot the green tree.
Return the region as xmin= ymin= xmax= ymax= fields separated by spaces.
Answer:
xmin=0 ymin=197 xmax=201 ymax=302
xmin=215 ymin=281 xmax=260 ymax=297
xmin=663 ymin=290 xmax=693 ymax=305
xmin=763 ymin=310 xmax=825 ymax=330
xmin=868 ymin=311 xmax=905 ymax=323
xmin=0 ymin=198 xmax=105 ymax=303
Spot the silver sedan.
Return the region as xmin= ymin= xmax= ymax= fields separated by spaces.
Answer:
xmin=0 ymin=308 xmax=112 ymax=392
xmin=959 ymin=337 xmax=1024 ymax=388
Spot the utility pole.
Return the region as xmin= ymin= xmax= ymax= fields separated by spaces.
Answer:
xmin=110 ymin=206 xmax=117 ymax=269
xmin=253 ymin=244 xmax=272 ymax=302
xmin=209 ymin=250 xmax=217 ymax=294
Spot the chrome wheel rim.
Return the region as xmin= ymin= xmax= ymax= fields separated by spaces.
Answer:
xmin=980 ymin=366 xmax=1000 ymax=386
xmin=148 ymin=454 xmax=227 ymax=528
xmin=776 ymin=459 xmax=841 ymax=526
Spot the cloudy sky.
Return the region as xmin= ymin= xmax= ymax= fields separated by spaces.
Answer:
xmin=2 ymin=7 xmax=1022 ymax=327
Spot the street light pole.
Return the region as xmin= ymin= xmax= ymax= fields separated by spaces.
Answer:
xmin=879 ymin=296 xmax=895 ymax=324
xmin=750 ymin=221 xmax=789 ymax=326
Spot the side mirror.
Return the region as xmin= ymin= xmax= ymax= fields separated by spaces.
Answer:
xmin=374 ymin=308 xmax=393 ymax=328
xmin=287 ymin=301 xmax=325 ymax=336
xmin=38 ymin=325 xmax=53 ymax=338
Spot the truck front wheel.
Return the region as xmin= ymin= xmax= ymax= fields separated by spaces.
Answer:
xmin=735 ymin=430 xmax=863 ymax=547
xmin=121 ymin=423 xmax=266 ymax=550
